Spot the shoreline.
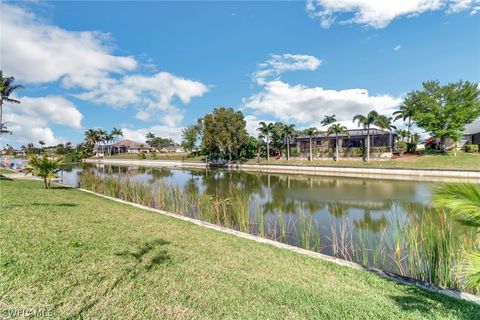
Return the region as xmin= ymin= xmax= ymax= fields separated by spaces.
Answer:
xmin=84 ymin=158 xmax=480 ymax=182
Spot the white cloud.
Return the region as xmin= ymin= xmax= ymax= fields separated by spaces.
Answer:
xmin=76 ymin=72 xmax=208 ymax=127
xmin=253 ymin=54 xmax=322 ymax=85
xmin=243 ymin=80 xmax=401 ymax=125
xmin=394 ymin=44 xmax=402 ymax=51
xmin=2 ymin=96 xmax=83 ymax=146
xmin=1 ymin=4 xmax=137 ymax=87
xmin=121 ymin=125 xmax=183 ymax=144
xmin=306 ymin=0 xmax=480 ymax=28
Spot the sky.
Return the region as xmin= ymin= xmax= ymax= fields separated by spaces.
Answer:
xmin=1 ymin=0 xmax=479 ymax=147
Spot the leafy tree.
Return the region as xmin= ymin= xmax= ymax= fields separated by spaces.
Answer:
xmin=434 ymin=183 xmax=480 ymax=289
xmin=202 ymin=107 xmax=248 ymax=161
xmin=321 ymin=114 xmax=336 ymax=126
xmin=0 ymin=71 xmax=24 ymax=134
xmin=327 ymin=123 xmax=348 ymax=162
xmin=257 ymin=121 xmax=274 ymax=161
xmin=303 ymin=127 xmax=318 ymax=161
xmin=283 ymin=124 xmax=296 ymax=161
xmin=375 ymin=115 xmax=397 ymax=152
xmin=239 ymin=135 xmax=258 ymax=160
xmin=409 ymin=80 xmax=480 ymax=151
xmin=24 ymin=154 xmax=63 ymax=189
xmin=181 ymin=124 xmax=200 ymax=152
xmin=353 ymin=110 xmax=379 ymax=162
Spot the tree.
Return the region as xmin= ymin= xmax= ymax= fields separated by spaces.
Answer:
xmin=202 ymin=107 xmax=248 ymax=161
xmin=434 ymin=183 xmax=480 ymax=289
xmin=409 ymin=80 xmax=480 ymax=151
xmin=84 ymin=129 xmax=101 ymax=148
xmin=111 ymin=128 xmax=123 ymax=143
xmin=145 ymin=132 xmax=156 ymax=148
xmin=257 ymin=122 xmax=274 ymax=161
xmin=321 ymin=114 xmax=336 ymax=127
xmin=283 ymin=124 xmax=296 ymax=161
xmin=395 ymin=129 xmax=410 ymax=142
xmin=353 ymin=110 xmax=379 ymax=162
xmin=0 ymin=71 xmax=24 ymax=134
xmin=327 ymin=123 xmax=348 ymax=162
xmin=303 ymin=127 xmax=318 ymax=161
xmin=181 ymin=124 xmax=200 ymax=152
xmin=393 ymin=101 xmax=417 ymax=142
xmin=375 ymin=115 xmax=397 ymax=152
xmin=24 ymin=154 xmax=63 ymax=189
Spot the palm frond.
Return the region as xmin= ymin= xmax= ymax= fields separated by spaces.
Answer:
xmin=434 ymin=183 xmax=480 ymax=228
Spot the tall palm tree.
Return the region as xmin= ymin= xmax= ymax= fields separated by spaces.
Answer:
xmin=283 ymin=123 xmax=296 ymax=161
xmin=111 ymin=127 xmax=123 ymax=143
xmin=321 ymin=114 xmax=336 ymax=126
xmin=393 ymin=101 xmax=416 ymax=142
xmin=327 ymin=123 xmax=348 ymax=162
xmin=303 ymin=127 xmax=318 ymax=161
xmin=84 ymin=129 xmax=102 ymax=151
xmin=375 ymin=115 xmax=397 ymax=152
xmin=434 ymin=183 xmax=480 ymax=289
xmin=145 ymin=131 xmax=156 ymax=147
xmin=353 ymin=110 xmax=379 ymax=162
xmin=0 ymin=71 xmax=24 ymax=134
xmin=257 ymin=122 xmax=274 ymax=161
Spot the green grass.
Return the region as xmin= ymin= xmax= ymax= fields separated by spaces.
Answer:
xmin=105 ymin=152 xmax=206 ymax=162
xmin=1 ymin=179 xmax=479 ymax=319
xmin=248 ymin=151 xmax=480 ymax=170
xmin=0 ymin=168 xmax=14 ymax=175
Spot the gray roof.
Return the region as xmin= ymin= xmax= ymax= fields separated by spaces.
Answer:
xmin=464 ymin=119 xmax=480 ymax=135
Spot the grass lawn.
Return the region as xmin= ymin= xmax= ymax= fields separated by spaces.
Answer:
xmin=105 ymin=152 xmax=205 ymax=162
xmin=0 ymin=168 xmax=14 ymax=175
xmin=248 ymin=151 xmax=480 ymax=170
xmin=1 ymin=179 xmax=478 ymax=319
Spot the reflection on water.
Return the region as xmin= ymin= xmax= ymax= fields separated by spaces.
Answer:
xmin=61 ymin=163 xmax=477 ymax=291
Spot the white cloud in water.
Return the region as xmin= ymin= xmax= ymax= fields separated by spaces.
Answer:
xmin=306 ymin=0 xmax=480 ymax=29
xmin=2 ymin=96 xmax=83 ymax=146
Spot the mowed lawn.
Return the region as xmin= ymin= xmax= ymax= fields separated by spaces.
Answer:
xmin=0 ymin=179 xmax=478 ymax=319
xmin=248 ymin=151 xmax=480 ymax=170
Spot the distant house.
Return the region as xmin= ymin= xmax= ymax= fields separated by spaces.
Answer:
xmin=292 ymin=121 xmax=396 ymax=157
xmin=95 ymin=139 xmax=151 ymax=156
xmin=462 ymin=119 xmax=480 ymax=146
xmin=159 ymin=145 xmax=184 ymax=153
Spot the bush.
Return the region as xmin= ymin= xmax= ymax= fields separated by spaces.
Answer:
xmin=151 ymin=151 xmax=158 ymax=159
xmin=290 ymin=147 xmax=299 ymax=157
xmin=396 ymin=141 xmax=407 ymax=154
xmin=464 ymin=144 xmax=479 ymax=153
xmin=407 ymin=142 xmax=417 ymax=153
xmin=137 ymin=152 xmax=147 ymax=160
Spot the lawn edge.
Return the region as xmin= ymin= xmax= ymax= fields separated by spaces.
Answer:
xmin=76 ymin=186 xmax=480 ymax=305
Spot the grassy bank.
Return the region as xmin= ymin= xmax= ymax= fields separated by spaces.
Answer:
xmin=248 ymin=151 xmax=480 ymax=170
xmin=1 ymin=179 xmax=478 ymax=319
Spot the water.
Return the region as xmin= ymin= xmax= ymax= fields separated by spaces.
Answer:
xmin=61 ymin=163 xmax=476 ymax=289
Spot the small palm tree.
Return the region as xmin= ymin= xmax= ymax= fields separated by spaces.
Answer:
xmin=353 ymin=110 xmax=379 ymax=162
xmin=327 ymin=123 xmax=348 ymax=162
xmin=375 ymin=115 xmax=397 ymax=152
xmin=434 ymin=183 xmax=480 ymax=289
xmin=321 ymin=114 xmax=336 ymax=126
xmin=283 ymin=123 xmax=296 ymax=161
xmin=24 ymin=154 xmax=63 ymax=189
xmin=303 ymin=127 xmax=318 ymax=161
xmin=393 ymin=101 xmax=416 ymax=142
xmin=0 ymin=71 xmax=25 ymax=135
xmin=396 ymin=129 xmax=410 ymax=142
xmin=257 ymin=122 xmax=274 ymax=161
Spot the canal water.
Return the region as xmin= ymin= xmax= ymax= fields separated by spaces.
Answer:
xmin=58 ymin=162 xmax=478 ymax=290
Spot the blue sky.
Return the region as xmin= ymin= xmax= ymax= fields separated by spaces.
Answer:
xmin=1 ymin=1 xmax=479 ymax=147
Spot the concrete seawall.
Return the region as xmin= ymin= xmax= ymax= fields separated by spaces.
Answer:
xmin=84 ymin=158 xmax=480 ymax=182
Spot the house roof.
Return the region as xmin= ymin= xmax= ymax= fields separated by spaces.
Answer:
xmin=112 ymin=139 xmax=149 ymax=148
xmin=318 ymin=120 xmax=382 ymax=131
xmin=464 ymin=119 xmax=480 ymax=135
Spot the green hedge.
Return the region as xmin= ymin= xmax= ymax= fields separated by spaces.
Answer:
xmin=464 ymin=144 xmax=479 ymax=153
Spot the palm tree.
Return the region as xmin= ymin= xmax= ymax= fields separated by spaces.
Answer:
xmin=257 ymin=122 xmax=274 ymax=161
xmin=396 ymin=129 xmax=410 ymax=142
xmin=321 ymin=114 xmax=336 ymax=126
xmin=111 ymin=128 xmax=123 ymax=143
xmin=393 ymin=102 xmax=416 ymax=142
xmin=375 ymin=115 xmax=397 ymax=152
xmin=327 ymin=123 xmax=348 ymax=162
xmin=303 ymin=127 xmax=318 ymax=161
xmin=353 ymin=110 xmax=379 ymax=162
xmin=434 ymin=183 xmax=480 ymax=289
xmin=0 ymin=71 xmax=24 ymax=134
xmin=84 ymin=129 xmax=101 ymax=147
xmin=24 ymin=154 xmax=63 ymax=189
xmin=283 ymin=124 xmax=296 ymax=161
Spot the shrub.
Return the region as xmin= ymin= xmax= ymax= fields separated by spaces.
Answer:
xmin=290 ymin=148 xmax=299 ymax=157
xmin=464 ymin=144 xmax=479 ymax=153
xmin=396 ymin=141 xmax=407 ymax=155
xmin=151 ymin=151 xmax=158 ymax=159
xmin=407 ymin=142 xmax=417 ymax=153
xmin=137 ymin=152 xmax=147 ymax=160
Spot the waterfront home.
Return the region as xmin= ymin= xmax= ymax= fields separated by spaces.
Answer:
xmin=95 ymin=139 xmax=151 ymax=156
xmin=462 ymin=119 xmax=480 ymax=146
xmin=292 ymin=121 xmax=396 ymax=159
xmin=159 ymin=144 xmax=184 ymax=153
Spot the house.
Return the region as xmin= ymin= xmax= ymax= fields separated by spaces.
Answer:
xmin=292 ymin=121 xmax=396 ymax=158
xmin=462 ymin=119 xmax=480 ymax=146
xmin=159 ymin=145 xmax=184 ymax=153
xmin=95 ymin=139 xmax=151 ymax=156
